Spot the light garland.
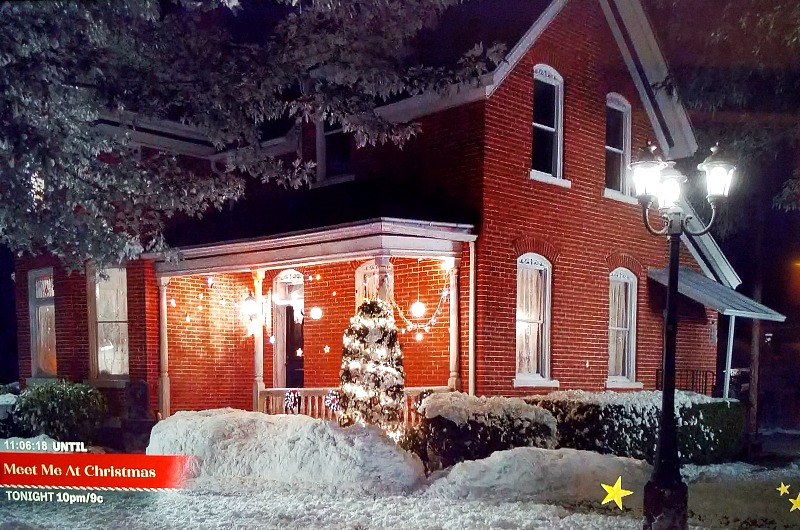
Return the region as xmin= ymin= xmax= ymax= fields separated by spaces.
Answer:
xmin=324 ymin=389 xmax=340 ymax=412
xmin=391 ymin=287 xmax=449 ymax=334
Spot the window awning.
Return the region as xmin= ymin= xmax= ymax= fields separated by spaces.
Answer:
xmin=648 ymin=267 xmax=786 ymax=322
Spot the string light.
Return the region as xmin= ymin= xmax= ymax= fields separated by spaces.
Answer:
xmin=309 ymin=306 xmax=323 ymax=320
xmin=410 ymin=300 xmax=426 ymax=318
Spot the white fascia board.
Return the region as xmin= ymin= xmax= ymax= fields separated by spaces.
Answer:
xmin=376 ymin=82 xmax=489 ymax=123
xmin=163 ymin=218 xmax=475 ymax=261
xmin=154 ymin=234 xmax=462 ymax=276
xmin=680 ymin=199 xmax=742 ymax=289
xmin=94 ymin=123 xmax=218 ymax=157
xmin=602 ymin=0 xmax=698 ymax=160
xmin=486 ymin=0 xmax=569 ymax=97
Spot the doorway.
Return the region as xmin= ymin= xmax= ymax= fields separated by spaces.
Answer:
xmin=272 ymin=270 xmax=304 ymax=388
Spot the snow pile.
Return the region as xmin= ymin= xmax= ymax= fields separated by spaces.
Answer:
xmin=427 ymin=447 xmax=650 ymax=509
xmin=0 ymin=434 xmax=56 ymax=452
xmin=147 ymin=408 xmax=423 ymax=493
xmin=419 ymin=391 xmax=557 ymax=432
xmin=539 ymin=389 xmax=721 ymax=411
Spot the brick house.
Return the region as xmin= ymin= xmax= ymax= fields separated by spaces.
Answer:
xmin=14 ymin=0 xmax=783 ymax=421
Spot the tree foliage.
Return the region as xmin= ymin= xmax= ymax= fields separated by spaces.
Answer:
xmin=0 ymin=0 xmax=500 ymax=268
xmin=648 ymin=0 xmax=800 ymax=229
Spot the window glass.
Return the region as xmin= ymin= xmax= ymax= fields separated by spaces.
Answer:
xmin=94 ymin=268 xmax=129 ymax=376
xmin=608 ymin=268 xmax=636 ymax=380
xmin=604 ymin=96 xmax=631 ymax=193
xmin=355 ymin=260 xmax=394 ymax=309
xmin=324 ymin=122 xmax=353 ymax=178
xmin=531 ymin=66 xmax=563 ymax=178
xmin=516 ymin=254 xmax=551 ymax=379
xmin=533 ymin=80 xmax=556 ymax=128
xmin=29 ymin=268 xmax=57 ymax=378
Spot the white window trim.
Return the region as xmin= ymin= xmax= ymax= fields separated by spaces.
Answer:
xmin=28 ymin=268 xmax=56 ymax=379
xmin=530 ymin=170 xmax=572 ymax=188
xmin=532 ymin=64 xmax=564 ymax=180
xmin=602 ymin=187 xmax=638 ymax=205
xmin=605 ymin=93 xmax=632 ymax=195
xmin=607 ymin=267 xmax=638 ymax=385
xmin=87 ymin=264 xmax=130 ymax=381
xmin=311 ymin=119 xmax=355 ymax=188
xmin=515 ymin=252 xmax=556 ymax=385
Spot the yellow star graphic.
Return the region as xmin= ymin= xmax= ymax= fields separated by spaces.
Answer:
xmin=601 ymin=476 xmax=634 ymax=510
xmin=790 ymin=493 xmax=800 ymax=513
xmin=777 ymin=482 xmax=791 ymax=496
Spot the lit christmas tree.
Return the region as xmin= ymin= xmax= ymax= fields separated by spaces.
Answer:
xmin=339 ymin=299 xmax=405 ymax=428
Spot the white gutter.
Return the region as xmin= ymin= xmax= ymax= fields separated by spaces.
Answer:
xmin=468 ymin=240 xmax=477 ymax=396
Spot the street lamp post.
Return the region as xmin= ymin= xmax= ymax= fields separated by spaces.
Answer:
xmin=630 ymin=144 xmax=735 ymax=530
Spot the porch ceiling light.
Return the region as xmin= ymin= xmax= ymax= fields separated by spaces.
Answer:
xmin=309 ymin=306 xmax=323 ymax=320
xmin=441 ymin=257 xmax=455 ymax=271
xmin=410 ymin=301 xmax=426 ymax=318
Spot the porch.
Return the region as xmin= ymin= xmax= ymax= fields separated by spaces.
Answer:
xmin=150 ymin=218 xmax=477 ymax=417
xmin=258 ymin=386 xmax=449 ymax=426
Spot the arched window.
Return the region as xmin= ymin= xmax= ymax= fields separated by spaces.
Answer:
xmin=515 ymin=253 xmax=554 ymax=385
xmin=355 ymin=259 xmax=394 ymax=309
xmin=608 ymin=267 xmax=637 ymax=383
xmin=604 ymin=93 xmax=632 ymax=194
xmin=531 ymin=64 xmax=564 ymax=180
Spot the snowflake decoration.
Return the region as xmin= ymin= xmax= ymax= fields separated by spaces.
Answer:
xmin=284 ymin=390 xmax=300 ymax=413
xmin=324 ymin=389 xmax=341 ymax=412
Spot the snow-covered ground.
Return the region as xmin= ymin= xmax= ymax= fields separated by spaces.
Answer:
xmin=2 ymin=411 xmax=799 ymax=529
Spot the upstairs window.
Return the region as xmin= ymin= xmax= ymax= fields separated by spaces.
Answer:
xmin=29 ymin=268 xmax=57 ymax=378
xmin=531 ymin=65 xmax=564 ymax=179
xmin=604 ymin=93 xmax=632 ymax=194
xmin=89 ymin=267 xmax=129 ymax=378
xmin=315 ymin=119 xmax=354 ymax=184
xmin=608 ymin=267 xmax=637 ymax=382
xmin=515 ymin=253 xmax=553 ymax=384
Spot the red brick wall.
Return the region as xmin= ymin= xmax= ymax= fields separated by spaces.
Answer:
xmin=474 ymin=0 xmax=717 ymax=395
xmin=164 ymin=273 xmax=254 ymax=413
xmin=126 ymin=260 xmax=161 ymax=412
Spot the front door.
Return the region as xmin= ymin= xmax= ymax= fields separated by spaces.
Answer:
xmin=284 ymin=305 xmax=304 ymax=388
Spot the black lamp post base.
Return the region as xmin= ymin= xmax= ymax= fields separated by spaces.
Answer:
xmin=643 ymin=479 xmax=688 ymax=530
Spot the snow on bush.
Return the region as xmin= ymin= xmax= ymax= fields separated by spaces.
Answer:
xmin=419 ymin=391 xmax=558 ymax=432
xmin=403 ymin=392 xmax=558 ymax=471
xmin=527 ymin=390 xmax=745 ymax=464
xmin=427 ymin=446 xmax=651 ymax=510
xmin=147 ymin=408 xmax=423 ymax=493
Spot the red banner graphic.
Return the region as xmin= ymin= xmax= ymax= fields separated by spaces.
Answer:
xmin=0 ymin=452 xmax=192 ymax=490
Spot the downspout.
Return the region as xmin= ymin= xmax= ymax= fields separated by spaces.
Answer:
xmin=468 ymin=240 xmax=477 ymax=396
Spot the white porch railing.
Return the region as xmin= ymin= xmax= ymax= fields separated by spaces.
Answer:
xmin=259 ymin=386 xmax=450 ymax=427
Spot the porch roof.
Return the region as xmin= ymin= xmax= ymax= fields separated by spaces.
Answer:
xmin=153 ymin=217 xmax=475 ymax=276
xmin=648 ymin=267 xmax=786 ymax=322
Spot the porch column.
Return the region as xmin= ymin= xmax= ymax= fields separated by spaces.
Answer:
xmin=376 ymin=256 xmax=393 ymax=301
xmin=468 ymin=241 xmax=476 ymax=396
xmin=253 ymin=269 xmax=266 ymax=411
xmin=158 ymin=277 xmax=170 ymax=419
xmin=448 ymin=265 xmax=461 ymax=390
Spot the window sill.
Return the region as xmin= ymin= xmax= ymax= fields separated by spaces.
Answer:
xmin=605 ymin=378 xmax=643 ymax=390
xmin=309 ymin=173 xmax=355 ymax=189
xmin=26 ymin=377 xmax=58 ymax=387
xmin=529 ymin=170 xmax=571 ymax=188
xmin=86 ymin=378 xmax=129 ymax=389
xmin=513 ymin=376 xmax=560 ymax=389
xmin=602 ymin=188 xmax=638 ymax=205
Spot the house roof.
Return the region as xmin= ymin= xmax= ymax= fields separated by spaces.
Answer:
xmin=648 ymin=267 xmax=785 ymax=322
xmin=164 ymin=179 xmax=478 ymax=248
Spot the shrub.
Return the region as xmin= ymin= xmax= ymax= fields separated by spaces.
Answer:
xmin=13 ymin=381 xmax=107 ymax=443
xmin=404 ymin=392 xmax=558 ymax=472
xmin=526 ymin=390 xmax=745 ymax=465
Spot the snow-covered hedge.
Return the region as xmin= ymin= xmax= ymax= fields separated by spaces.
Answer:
xmin=526 ymin=390 xmax=745 ymax=464
xmin=147 ymin=409 xmax=424 ymax=493
xmin=402 ymin=392 xmax=557 ymax=471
